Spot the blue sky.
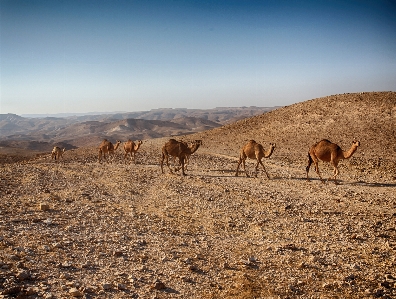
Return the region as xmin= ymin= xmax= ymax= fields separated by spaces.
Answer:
xmin=1 ymin=0 xmax=395 ymax=115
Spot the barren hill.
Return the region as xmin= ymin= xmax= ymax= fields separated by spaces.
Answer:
xmin=0 ymin=106 xmax=275 ymax=151
xmin=192 ymin=91 xmax=396 ymax=176
xmin=0 ymin=92 xmax=395 ymax=299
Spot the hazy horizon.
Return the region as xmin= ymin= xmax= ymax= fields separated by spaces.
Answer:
xmin=1 ymin=0 xmax=395 ymax=115
xmin=12 ymin=105 xmax=279 ymax=118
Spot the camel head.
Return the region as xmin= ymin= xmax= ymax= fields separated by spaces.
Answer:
xmin=352 ymin=140 xmax=360 ymax=147
xmin=135 ymin=140 xmax=143 ymax=150
xmin=265 ymin=142 xmax=276 ymax=158
xmin=185 ymin=140 xmax=202 ymax=155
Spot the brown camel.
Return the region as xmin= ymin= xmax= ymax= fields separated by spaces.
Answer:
xmin=98 ymin=139 xmax=121 ymax=163
xmin=161 ymin=139 xmax=202 ymax=176
xmin=173 ymin=140 xmax=203 ymax=171
xmin=51 ymin=146 xmax=65 ymax=161
xmin=123 ymin=140 xmax=143 ymax=164
xmin=235 ymin=140 xmax=276 ymax=178
xmin=306 ymin=139 xmax=360 ymax=184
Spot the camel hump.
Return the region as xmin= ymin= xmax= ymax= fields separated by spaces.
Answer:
xmin=321 ymin=139 xmax=332 ymax=143
xmin=315 ymin=139 xmax=333 ymax=147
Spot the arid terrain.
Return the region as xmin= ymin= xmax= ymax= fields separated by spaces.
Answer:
xmin=1 ymin=92 xmax=395 ymax=299
xmin=0 ymin=106 xmax=276 ymax=151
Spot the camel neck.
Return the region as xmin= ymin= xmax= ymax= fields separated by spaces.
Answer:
xmin=189 ymin=144 xmax=200 ymax=154
xmin=264 ymin=146 xmax=275 ymax=158
xmin=343 ymin=145 xmax=358 ymax=159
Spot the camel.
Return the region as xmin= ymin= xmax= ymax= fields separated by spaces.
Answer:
xmin=173 ymin=140 xmax=203 ymax=171
xmin=51 ymin=146 xmax=65 ymax=161
xmin=306 ymin=139 xmax=360 ymax=184
xmin=98 ymin=139 xmax=121 ymax=163
xmin=161 ymin=139 xmax=202 ymax=176
xmin=123 ymin=140 xmax=143 ymax=164
xmin=235 ymin=140 xmax=276 ymax=178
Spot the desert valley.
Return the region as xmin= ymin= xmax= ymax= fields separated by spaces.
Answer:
xmin=0 ymin=91 xmax=395 ymax=298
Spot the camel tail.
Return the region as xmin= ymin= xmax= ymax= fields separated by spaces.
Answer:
xmin=306 ymin=152 xmax=313 ymax=174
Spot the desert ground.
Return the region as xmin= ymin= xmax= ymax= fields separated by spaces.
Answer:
xmin=1 ymin=92 xmax=395 ymax=299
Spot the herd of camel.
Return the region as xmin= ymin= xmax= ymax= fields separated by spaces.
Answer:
xmin=51 ymin=137 xmax=361 ymax=184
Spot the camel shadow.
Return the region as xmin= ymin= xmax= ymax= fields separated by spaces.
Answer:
xmin=302 ymin=177 xmax=396 ymax=187
xmin=288 ymin=177 xmax=396 ymax=187
xmin=160 ymin=287 xmax=180 ymax=294
xmin=348 ymin=181 xmax=396 ymax=187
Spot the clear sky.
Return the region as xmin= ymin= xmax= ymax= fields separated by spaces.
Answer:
xmin=1 ymin=0 xmax=395 ymax=115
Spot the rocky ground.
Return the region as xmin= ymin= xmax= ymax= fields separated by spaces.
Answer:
xmin=1 ymin=136 xmax=395 ymax=299
xmin=1 ymin=92 xmax=395 ymax=298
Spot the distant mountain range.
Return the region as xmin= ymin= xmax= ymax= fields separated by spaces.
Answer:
xmin=0 ymin=107 xmax=277 ymax=151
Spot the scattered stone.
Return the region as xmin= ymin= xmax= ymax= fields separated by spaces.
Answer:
xmin=69 ymin=288 xmax=84 ymax=297
xmin=152 ymin=280 xmax=166 ymax=290
xmin=113 ymin=250 xmax=124 ymax=257
xmin=39 ymin=203 xmax=50 ymax=211
xmin=117 ymin=283 xmax=127 ymax=290
xmin=102 ymin=283 xmax=112 ymax=291
xmin=17 ymin=270 xmax=30 ymax=281
xmin=42 ymin=218 xmax=53 ymax=224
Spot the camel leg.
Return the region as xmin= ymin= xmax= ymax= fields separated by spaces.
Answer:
xmin=166 ymin=155 xmax=173 ymax=174
xmin=258 ymin=160 xmax=270 ymax=179
xmin=184 ymin=156 xmax=189 ymax=171
xmin=254 ymin=160 xmax=260 ymax=177
xmin=160 ymin=154 xmax=165 ymax=173
xmin=161 ymin=152 xmax=173 ymax=174
xmin=235 ymin=158 xmax=242 ymax=176
xmin=235 ymin=158 xmax=243 ymax=176
xmin=180 ymin=158 xmax=187 ymax=176
xmin=179 ymin=156 xmax=187 ymax=172
xmin=313 ymin=161 xmax=324 ymax=183
xmin=331 ymin=162 xmax=340 ymax=185
xmin=309 ymin=153 xmax=324 ymax=183
xmin=242 ymin=158 xmax=250 ymax=177
xmin=174 ymin=157 xmax=182 ymax=172
xmin=306 ymin=153 xmax=313 ymax=181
